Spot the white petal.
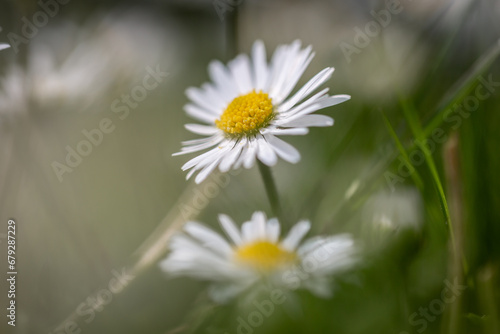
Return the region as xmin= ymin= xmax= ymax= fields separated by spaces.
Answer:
xmin=185 ymin=124 xmax=219 ymax=135
xmin=228 ymin=54 xmax=253 ymax=94
xmin=266 ymin=218 xmax=280 ymax=242
xmin=184 ymin=222 xmax=233 ymax=257
xmin=199 ymin=83 xmax=230 ymax=112
xmin=280 ymin=115 xmax=334 ymax=128
xmin=268 ymin=41 xmax=302 ymax=101
xmin=242 ymin=139 xmax=257 ymax=169
xmin=219 ymin=141 xmax=244 ymax=172
xmin=277 ymin=94 xmax=349 ymax=125
xmin=256 ymin=136 xmax=278 ymax=166
xmin=185 ymin=157 xmax=213 ymax=180
xmin=242 ymin=221 xmax=256 ymax=243
xmin=183 ymin=144 xmax=233 ymax=181
xmin=208 ymin=60 xmax=238 ymax=100
xmin=232 ymin=141 xmax=249 ymax=169
xmin=264 ymin=127 xmax=309 ymax=136
xmin=298 ymin=235 xmax=358 ymax=275
xmin=275 ymin=103 xmax=321 ymax=125
xmin=180 ymin=143 xmax=221 ymax=169
xmin=0 ymin=43 xmax=10 ymax=51
xmin=274 ymin=46 xmax=315 ymax=104
xmin=281 ymin=220 xmax=311 ymax=251
xmin=251 ymin=211 xmax=267 ymax=240
xmin=208 ymin=60 xmax=230 ymax=86
xmin=186 ymin=167 xmax=198 ymax=181
xmin=195 ymin=155 xmax=223 ymax=184
xmin=278 ymin=87 xmax=329 ymax=113
xmin=209 ymin=279 xmax=257 ymax=303
xmin=265 ymin=44 xmax=287 ymax=93
xmin=186 ymin=87 xmax=221 ymax=115
xmin=297 ymin=236 xmax=331 ymax=256
xmin=251 ymin=40 xmax=268 ymax=91
xmin=219 ymin=214 xmax=242 ymax=245
xmin=279 ymin=67 xmax=334 ymax=112
xmin=181 ymin=136 xmax=217 ymax=146
xmin=184 ymin=104 xmax=217 ymax=124
xmin=316 ymin=94 xmax=351 ymax=109
xmin=208 ymin=284 xmax=247 ymax=303
xmin=302 ymin=277 xmax=333 ymax=298
xmin=264 ymin=134 xmax=301 ymax=164
xmin=161 ymin=253 xmax=239 ymax=281
xmin=160 ymin=235 xmax=238 ymax=280
xmin=174 ymin=135 xmax=224 ymax=156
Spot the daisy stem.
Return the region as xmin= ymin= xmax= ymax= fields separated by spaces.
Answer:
xmin=257 ymin=161 xmax=283 ymax=222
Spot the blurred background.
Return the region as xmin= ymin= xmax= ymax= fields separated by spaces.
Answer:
xmin=0 ymin=0 xmax=499 ymax=333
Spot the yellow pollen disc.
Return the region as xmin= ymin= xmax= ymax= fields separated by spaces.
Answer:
xmin=234 ymin=241 xmax=297 ymax=271
xmin=215 ymin=91 xmax=274 ymax=137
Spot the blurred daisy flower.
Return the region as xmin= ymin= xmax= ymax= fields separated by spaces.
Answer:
xmin=362 ymin=187 xmax=423 ymax=232
xmin=0 ymin=10 xmax=177 ymax=120
xmin=175 ymin=40 xmax=350 ymax=183
xmin=360 ymin=187 xmax=422 ymax=248
xmin=160 ymin=212 xmax=358 ymax=302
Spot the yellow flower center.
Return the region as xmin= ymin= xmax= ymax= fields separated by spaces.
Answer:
xmin=234 ymin=240 xmax=297 ymax=271
xmin=215 ymin=91 xmax=274 ymax=137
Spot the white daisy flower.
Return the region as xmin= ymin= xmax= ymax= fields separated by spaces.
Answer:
xmin=160 ymin=212 xmax=358 ymax=302
xmin=174 ymin=40 xmax=351 ymax=183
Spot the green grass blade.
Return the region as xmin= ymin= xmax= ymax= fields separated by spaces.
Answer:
xmin=399 ymin=99 xmax=456 ymax=251
xmin=422 ymin=39 xmax=500 ymax=139
xmin=381 ymin=110 xmax=424 ymax=191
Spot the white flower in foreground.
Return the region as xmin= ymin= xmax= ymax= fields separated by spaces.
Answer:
xmin=175 ymin=40 xmax=350 ymax=183
xmin=160 ymin=212 xmax=358 ymax=302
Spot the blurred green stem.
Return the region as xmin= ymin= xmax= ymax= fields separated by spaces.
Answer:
xmin=442 ymin=133 xmax=466 ymax=334
xmin=258 ymin=161 xmax=283 ymax=222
